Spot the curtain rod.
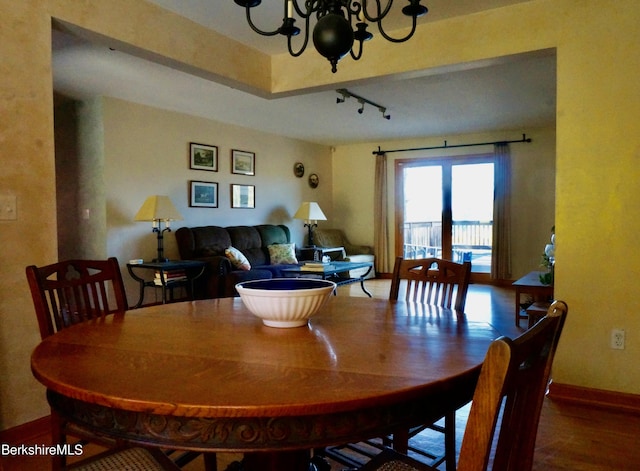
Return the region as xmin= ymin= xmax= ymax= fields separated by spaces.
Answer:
xmin=372 ymin=133 xmax=532 ymax=155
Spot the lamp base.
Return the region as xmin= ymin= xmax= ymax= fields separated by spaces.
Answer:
xmin=152 ymin=257 xmax=170 ymax=263
xmin=305 ymin=223 xmax=318 ymax=247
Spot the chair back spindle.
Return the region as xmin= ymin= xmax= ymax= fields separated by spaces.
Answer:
xmin=26 ymin=257 xmax=128 ymax=339
xmin=390 ymin=257 xmax=471 ymax=311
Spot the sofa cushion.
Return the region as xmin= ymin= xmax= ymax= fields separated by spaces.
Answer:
xmin=225 ymin=246 xmax=251 ymax=270
xmin=268 ymin=243 xmax=298 ymax=265
xmin=227 ymin=226 xmax=268 ymax=266
xmin=257 ymin=224 xmax=290 ymax=246
xmin=192 ymin=226 xmax=231 ymax=258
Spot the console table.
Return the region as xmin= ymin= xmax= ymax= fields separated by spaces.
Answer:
xmin=126 ymin=260 xmax=206 ymax=308
xmin=512 ymin=270 xmax=554 ymax=327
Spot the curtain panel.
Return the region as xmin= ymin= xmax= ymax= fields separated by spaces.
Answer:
xmin=491 ymin=143 xmax=512 ymax=280
xmin=374 ymin=153 xmax=390 ymax=274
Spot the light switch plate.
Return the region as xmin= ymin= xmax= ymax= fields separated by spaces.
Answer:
xmin=0 ymin=195 xmax=17 ymax=220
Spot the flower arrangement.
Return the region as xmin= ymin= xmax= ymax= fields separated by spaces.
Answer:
xmin=539 ymin=225 xmax=555 ymax=285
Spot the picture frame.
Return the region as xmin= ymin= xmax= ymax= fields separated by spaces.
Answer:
xmin=190 ymin=142 xmax=218 ymax=171
xmin=189 ymin=180 xmax=218 ymax=208
xmin=231 ymin=184 xmax=255 ymax=209
xmin=231 ymin=149 xmax=255 ymax=176
xmin=294 ymin=162 xmax=305 ymax=178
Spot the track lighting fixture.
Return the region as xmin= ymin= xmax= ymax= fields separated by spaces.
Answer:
xmin=336 ymin=88 xmax=391 ymax=120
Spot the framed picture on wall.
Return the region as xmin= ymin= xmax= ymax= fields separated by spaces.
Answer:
xmin=231 ymin=149 xmax=255 ymax=176
xmin=190 ymin=143 xmax=218 ymax=171
xmin=231 ymin=184 xmax=255 ymax=209
xmin=189 ymin=180 xmax=218 ymax=208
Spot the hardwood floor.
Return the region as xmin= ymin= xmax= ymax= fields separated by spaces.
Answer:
xmin=4 ymin=280 xmax=640 ymax=470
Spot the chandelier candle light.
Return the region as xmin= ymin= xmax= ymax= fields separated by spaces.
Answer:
xmin=134 ymin=195 xmax=183 ymax=263
xmin=233 ymin=0 xmax=429 ymax=73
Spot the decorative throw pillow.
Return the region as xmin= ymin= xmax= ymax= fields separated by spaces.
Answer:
xmin=225 ymin=246 xmax=251 ymax=271
xmin=268 ymin=243 xmax=298 ymax=265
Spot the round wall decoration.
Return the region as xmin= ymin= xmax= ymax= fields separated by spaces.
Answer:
xmin=308 ymin=173 xmax=319 ymax=188
xmin=294 ymin=162 xmax=305 ymax=178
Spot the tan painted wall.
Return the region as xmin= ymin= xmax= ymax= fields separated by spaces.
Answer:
xmin=0 ymin=1 xmax=59 ymax=428
xmin=1 ymin=0 xmax=639 ymax=432
xmin=552 ymin=2 xmax=640 ymax=392
xmin=331 ymin=126 xmax=556 ymax=278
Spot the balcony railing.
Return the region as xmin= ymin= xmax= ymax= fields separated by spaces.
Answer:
xmin=403 ymin=220 xmax=493 ymax=272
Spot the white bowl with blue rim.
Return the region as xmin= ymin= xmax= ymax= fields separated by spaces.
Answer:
xmin=236 ymin=278 xmax=336 ymax=328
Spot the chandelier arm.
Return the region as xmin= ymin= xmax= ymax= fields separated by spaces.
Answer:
xmin=287 ymin=23 xmax=311 ymax=57
xmin=243 ymin=5 xmax=282 ymax=36
xmin=293 ymin=0 xmax=316 ymax=19
xmin=346 ymin=1 xmax=361 ymax=18
xmin=376 ymin=15 xmax=418 ymax=43
xmin=361 ymin=0 xmax=394 ymax=23
xmin=350 ymin=39 xmax=365 ymax=60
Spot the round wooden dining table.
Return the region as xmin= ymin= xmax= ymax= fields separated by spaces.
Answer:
xmin=31 ymin=296 xmax=499 ymax=471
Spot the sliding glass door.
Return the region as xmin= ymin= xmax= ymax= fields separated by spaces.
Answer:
xmin=396 ymin=156 xmax=494 ymax=277
xmin=402 ymin=165 xmax=443 ymax=259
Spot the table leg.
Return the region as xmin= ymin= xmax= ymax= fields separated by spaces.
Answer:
xmin=514 ymin=287 xmax=521 ymax=327
xmin=242 ymin=450 xmax=311 ymax=471
xmin=127 ymin=266 xmax=146 ymax=309
xmin=357 ymin=265 xmax=373 ymax=298
xmin=200 ymin=452 xmax=217 ymax=471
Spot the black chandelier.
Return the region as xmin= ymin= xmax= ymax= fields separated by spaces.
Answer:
xmin=233 ymin=1 xmax=428 ymax=73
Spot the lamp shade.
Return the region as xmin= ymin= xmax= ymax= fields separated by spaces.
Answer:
xmin=294 ymin=202 xmax=327 ymax=221
xmin=134 ymin=195 xmax=183 ymax=221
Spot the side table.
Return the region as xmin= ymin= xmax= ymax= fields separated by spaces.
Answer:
xmin=512 ymin=270 xmax=554 ymax=327
xmin=126 ymin=260 xmax=206 ymax=308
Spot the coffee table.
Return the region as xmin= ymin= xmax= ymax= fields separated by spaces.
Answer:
xmin=281 ymin=261 xmax=373 ymax=297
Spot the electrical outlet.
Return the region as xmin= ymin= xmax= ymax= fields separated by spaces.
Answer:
xmin=611 ymin=329 xmax=625 ymax=350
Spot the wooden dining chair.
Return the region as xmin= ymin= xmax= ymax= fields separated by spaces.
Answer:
xmin=389 ymin=256 xmax=472 ymax=311
xmin=26 ymin=258 xmax=184 ymax=471
xmin=390 ymin=256 xmax=472 ymax=470
xmin=320 ymin=257 xmax=472 ymax=470
xmin=26 ymin=257 xmax=129 ymax=339
xmin=358 ymin=300 xmax=568 ymax=471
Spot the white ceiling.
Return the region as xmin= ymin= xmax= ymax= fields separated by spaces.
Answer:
xmin=52 ymin=0 xmax=556 ymax=146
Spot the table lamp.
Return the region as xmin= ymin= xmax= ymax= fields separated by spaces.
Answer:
xmin=294 ymin=202 xmax=326 ymax=247
xmin=134 ymin=195 xmax=183 ymax=262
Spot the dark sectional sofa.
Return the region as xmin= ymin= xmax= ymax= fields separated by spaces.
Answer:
xmin=175 ymin=224 xmax=300 ymax=298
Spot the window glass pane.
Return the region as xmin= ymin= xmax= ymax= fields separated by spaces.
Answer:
xmin=403 ymin=166 xmax=442 ymax=259
xmin=452 ymin=163 xmax=493 ymax=273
